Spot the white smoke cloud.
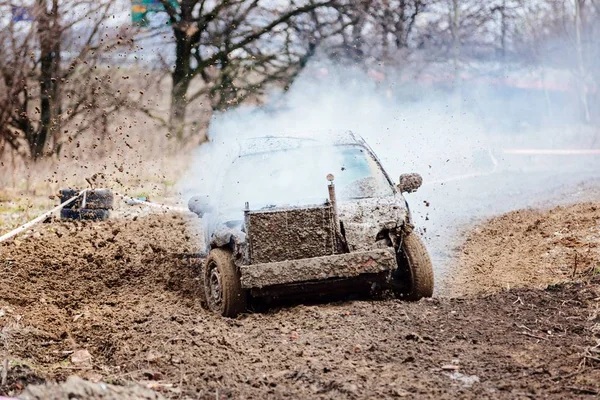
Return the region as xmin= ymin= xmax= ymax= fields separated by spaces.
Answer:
xmin=178 ymin=61 xmax=600 ymax=282
xmin=178 ymin=63 xmax=492 ymax=204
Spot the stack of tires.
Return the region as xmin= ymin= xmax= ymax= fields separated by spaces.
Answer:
xmin=59 ymin=189 xmax=114 ymax=221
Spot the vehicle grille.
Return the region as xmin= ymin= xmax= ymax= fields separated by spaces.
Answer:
xmin=245 ymin=204 xmax=336 ymax=263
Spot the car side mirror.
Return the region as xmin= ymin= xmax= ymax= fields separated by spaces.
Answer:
xmin=397 ymin=173 xmax=423 ymax=193
xmin=188 ymin=195 xmax=214 ymax=217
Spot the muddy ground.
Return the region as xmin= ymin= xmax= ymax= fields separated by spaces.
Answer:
xmin=0 ymin=204 xmax=599 ymax=399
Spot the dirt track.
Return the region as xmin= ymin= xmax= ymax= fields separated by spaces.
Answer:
xmin=1 ymin=205 xmax=600 ymax=398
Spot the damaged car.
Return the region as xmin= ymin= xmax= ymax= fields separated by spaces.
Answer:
xmin=189 ymin=132 xmax=433 ymax=317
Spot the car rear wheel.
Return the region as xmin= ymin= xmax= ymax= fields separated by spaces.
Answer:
xmin=393 ymin=233 xmax=434 ymax=300
xmin=203 ymin=248 xmax=247 ymax=317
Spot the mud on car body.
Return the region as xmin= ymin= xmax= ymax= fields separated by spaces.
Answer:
xmin=189 ymin=132 xmax=433 ymax=317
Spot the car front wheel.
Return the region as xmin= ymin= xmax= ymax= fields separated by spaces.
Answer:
xmin=203 ymin=248 xmax=247 ymax=317
xmin=393 ymin=233 xmax=434 ymax=300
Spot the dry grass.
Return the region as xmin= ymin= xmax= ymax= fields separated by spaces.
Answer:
xmin=0 ymin=109 xmax=203 ymax=233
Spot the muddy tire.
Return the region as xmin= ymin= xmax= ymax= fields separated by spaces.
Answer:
xmin=83 ymin=189 xmax=114 ymax=210
xmin=394 ymin=233 xmax=434 ymax=301
xmin=80 ymin=209 xmax=110 ymax=221
xmin=59 ymin=189 xmax=80 ymax=209
xmin=203 ymin=248 xmax=247 ymax=317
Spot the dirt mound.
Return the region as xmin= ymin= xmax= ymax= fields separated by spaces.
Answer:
xmin=1 ymin=212 xmax=599 ymax=398
xmin=0 ymin=213 xmax=203 ymax=397
xmin=448 ymin=202 xmax=600 ymax=296
xmin=19 ymin=376 xmax=164 ymax=400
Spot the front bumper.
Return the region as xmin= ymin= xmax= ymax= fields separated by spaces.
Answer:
xmin=239 ymin=248 xmax=396 ymax=289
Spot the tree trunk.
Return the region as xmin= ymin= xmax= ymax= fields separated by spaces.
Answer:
xmin=395 ymin=0 xmax=406 ymax=49
xmin=33 ymin=0 xmax=61 ymax=160
xmin=169 ymin=30 xmax=193 ymax=139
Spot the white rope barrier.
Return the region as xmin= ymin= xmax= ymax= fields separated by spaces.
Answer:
xmin=0 ymin=191 xmax=84 ymax=243
xmin=116 ymin=193 xmax=189 ymax=213
xmin=0 ymin=190 xmax=190 ymax=244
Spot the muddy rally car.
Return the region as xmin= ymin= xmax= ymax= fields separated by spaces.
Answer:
xmin=189 ymin=133 xmax=433 ymax=317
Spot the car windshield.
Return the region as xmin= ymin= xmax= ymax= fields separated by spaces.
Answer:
xmin=220 ymin=144 xmax=394 ymax=210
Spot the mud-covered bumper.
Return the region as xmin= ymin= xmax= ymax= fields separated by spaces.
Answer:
xmin=239 ymin=248 xmax=396 ymax=289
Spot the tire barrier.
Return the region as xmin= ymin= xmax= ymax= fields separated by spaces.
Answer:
xmin=59 ymin=189 xmax=113 ymax=221
xmin=60 ymin=188 xmax=114 ymax=210
xmin=0 ymin=189 xmax=188 ymax=243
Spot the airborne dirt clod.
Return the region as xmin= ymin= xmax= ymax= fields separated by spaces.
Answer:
xmin=0 ymin=209 xmax=599 ymax=399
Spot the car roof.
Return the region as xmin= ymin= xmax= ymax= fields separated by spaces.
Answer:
xmin=238 ymin=131 xmax=367 ymax=157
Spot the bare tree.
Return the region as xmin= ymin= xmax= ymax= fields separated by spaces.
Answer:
xmin=0 ymin=0 xmax=135 ymax=160
xmin=323 ymin=0 xmax=426 ymax=65
xmin=157 ymin=0 xmax=345 ymax=137
xmin=511 ymin=0 xmax=598 ymax=124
